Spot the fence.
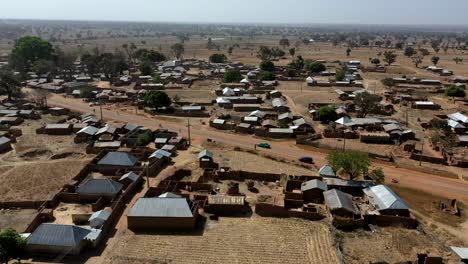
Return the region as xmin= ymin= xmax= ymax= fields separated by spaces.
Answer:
xmin=363 ymin=215 xmax=418 ymax=229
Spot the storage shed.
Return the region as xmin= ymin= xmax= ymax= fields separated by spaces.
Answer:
xmin=363 ymin=185 xmax=410 ymax=216
xmin=323 ymin=189 xmax=360 ymax=218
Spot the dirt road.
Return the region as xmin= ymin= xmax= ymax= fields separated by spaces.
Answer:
xmin=48 ymin=94 xmax=468 ymax=203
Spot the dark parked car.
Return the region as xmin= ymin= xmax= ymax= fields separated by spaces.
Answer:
xmin=299 ymin=156 xmax=314 ymax=164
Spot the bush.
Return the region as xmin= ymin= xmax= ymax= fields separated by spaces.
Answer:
xmin=209 ymin=53 xmax=227 ymax=63
xmin=307 ymin=61 xmax=326 ymax=73
xmin=223 ymin=69 xmax=242 ymax=83
xmin=316 ymin=106 xmax=338 ymax=123
xmin=259 ymin=71 xmax=275 ymax=81
xmin=335 ymin=68 xmax=345 ymax=81
xmin=260 ymin=60 xmax=275 ymax=72
xmin=445 ymin=85 xmax=466 ymax=97
xmin=369 ymin=168 xmax=385 ymax=184
xmin=139 ymin=60 xmax=153 ymax=76
xmin=136 ymin=132 xmax=152 ymax=147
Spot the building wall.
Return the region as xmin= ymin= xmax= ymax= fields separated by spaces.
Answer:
xmin=127 ymin=216 xmax=197 ymax=231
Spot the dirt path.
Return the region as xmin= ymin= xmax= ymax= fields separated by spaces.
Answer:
xmin=48 ymin=95 xmax=468 ymax=204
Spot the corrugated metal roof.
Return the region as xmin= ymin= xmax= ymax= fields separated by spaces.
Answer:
xmin=0 ymin=136 xmax=11 ymax=145
xmin=198 ymin=149 xmax=213 ymax=159
xmin=77 ymin=126 xmax=98 ymax=136
xmin=451 ymin=247 xmax=468 ymax=260
xmin=76 ymin=179 xmax=123 ymax=196
xmin=158 ymin=192 xmax=182 ymax=198
xmin=363 ymin=185 xmax=409 ymax=210
xmin=319 ymin=165 xmax=336 ymax=177
xmin=448 ymin=112 xmax=468 ymax=123
xmin=97 ymin=152 xmax=138 ymax=166
xmin=128 ymin=198 xmax=194 ymax=217
xmin=324 ymin=189 xmax=359 ymax=214
xmin=27 ymin=223 xmax=91 ymax=247
xmin=119 ymin=171 xmax=140 ymax=182
xmin=149 ymin=149 xmax=172 ymax=159
xmin=89 ymin=210 xmax=110 ymax=221
xmin=301 ymin=179 xmax=328 ymax=192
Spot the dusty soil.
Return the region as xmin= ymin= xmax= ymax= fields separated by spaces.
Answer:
xmin=0 ymin=115 xmax=93 ymax=202
xmin=340 ymin=227 xmax=457 ymax=264
xmin=104 ymin=217 xmax=340 ymax=264
xmin=0 ymin=209 xmax=37 ymax=232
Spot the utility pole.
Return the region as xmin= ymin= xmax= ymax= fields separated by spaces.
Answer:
xmin=146 ymin=162 xmax=150 ymax=189
xmin=405 ymin=108 xmax=409 ymax=126
xmin=343 ymin=136 xmax=346 ymax=152
xmin=419 ymin=139 xmax=424 ymax=166
xmin=99 ymin=104 xmax=103 ymax=121
xmin=187 ymin=118 xmax=191 ymax=146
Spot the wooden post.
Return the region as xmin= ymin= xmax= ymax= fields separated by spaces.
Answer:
xmin=99 ymin=104 xmax=103 ymax=121
xmin=187 ymin=118 xmax=191 ymax=146
xmin=419 ymin=139 xmax=424 ymax=166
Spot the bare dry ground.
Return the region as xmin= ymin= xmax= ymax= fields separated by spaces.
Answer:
xmin=340 ymin=227 xmax=457 ymax=264
xmin=0 ymin=160 xmax=89 ymax=201
xmin=0 ymin=209 xmax=37 ymax=232
xmin=104 ymin=217 xmax=340 ymax=264
xmin=0 ymin=115 xmax=93 ymax=202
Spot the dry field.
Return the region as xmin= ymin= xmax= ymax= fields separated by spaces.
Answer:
xmin=0 ymin=159 xmax=89 ymax=201
xmin=0 ymin=115 xmax=93 ymax=202
xmin=165 ymin=89 xmax=215 ymax=104
xmin=104 ymin=217 xmax=340 ymax=264
xmin=340 ymin=227 xmax=456 ymax=264
xmin=0 ymin=209 xmax=37 ymax=232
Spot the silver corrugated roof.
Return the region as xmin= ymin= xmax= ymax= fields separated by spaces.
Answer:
xmin=27 ymin=224 xmax=91 ymax=247
xmin=198 ymin=149 xmax=213 ymax=159
xmin=76 ymin=179 xmax=123 ymax=196
xmin=128 ymin=198 xmax=194 ymax=217
xmin=324 ymin=189 xmax=359 ymax=214
xmin=363 ymin=185 xmax=409 ymax=210
xmin=319 ymin=165 xmax=336 ymax=177
xmin=301 ymin=179 xmax=328 ymax=192
xmin=97 ymin=152 xmax=138 ymax=166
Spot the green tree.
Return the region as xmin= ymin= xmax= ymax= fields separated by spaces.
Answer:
xmin=0 ymin=71 xmax=20 ymax=101
xmin=346 ymin=48 xmax=351 ymax=57
xmin=453 ymin=57 xmax=463 ymax=64
xmin=404 ymin=47 xmax=416 ymax=57
xmin=136 ymin=132 xmax=152 ymax=147
xmin=307 ymin=61 xmax=326 ymax=74
xmin=260 ymin=60 xmax=275 ymax=72
xmin=32 ymin=59 xmax=56 ymax=76
xmin=411 ymin=55 xmax=423 ymax=67
xmin=369 ymin=168 xmax=385 ymax=184
xmin=171 ymin=43 xmax=185 ymax=59
xmin=256 ymin=46 xmax=272 ymax=61
xmin=445 ymin=85 xmax=466 ymax=98
xmin=395 ymin=42 xmax=404 ymax=49
xmin=271 ymin=47 xmax=285 ymax=59
xmin=143 ymin=91 xmax=172 ymax=109
xmin=223 ymin=69 xmax=242 ymax=83
xmin=327 ymin=150 xmax=370 ymax=180
xmin=209 ymin=53 xmax=227 ymax=63
xmin=259 ymin=71 xmax=275 ymax=81
xmin=353 ymin=91 xmax=381 ymax=118
xmin=335 ymin=68 xmax=345 ymax=81
xmin=381 ymin=78 xmax=396 ymax=88
xmin=9 ymin=36 xmax=55 ymax=72
xmin=431 ymin=56 xmax=440 ymax=66
xmin=134 ymin=49 xmax=166 ymax=62
xmin=139 ymin=60 xmax=153 ymax=76
xmin=419 ymin=48 xmax=430 ymax=56
xmin=289 ymin=48 xmax=296 ymax=58
xmin=279 ymin=38 xmax=290 ymax=49
xmin=383 ymin=51 xmax=397 ymax=65
xmin=152 ymin=73 xmax=161 ymax=83
xmin=80 ymin=86 xmax=95 ymax=99
xmin=316 ymin=106 xmax=338 ymax=123
xmin=371 ymin=58 xmax=380 ymax=66
xmin=0 ymin=228 xmax=27 ymax=263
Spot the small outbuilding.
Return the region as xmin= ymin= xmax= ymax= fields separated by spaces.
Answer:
xmin=323 ymin=189 xmax=360 ymax=218
xmin=301 ymin=179 xmax=328 ymax=203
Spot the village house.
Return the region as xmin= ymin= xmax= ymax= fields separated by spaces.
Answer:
xmin=127 ymin=197 xmax=199 ymax=231
xmin=96 ymin=151 xmax=139 ymax=174
xmin=363 ymin=185 xmax=410 ymax=217
xmin=89 ymin=210 xmax=111 ymax=229
xmin=324 ymin=189 xmax=360 ymax=218
xmin=0 ymin=136 xmax=12 ymax=153
xmin=301 ymin=179 xmax=328 ymax=203
xmin=76 ymin=178 xmax=124 ymax=200
xmin=44 ymin=123 xmax=73 ymax=135
xmin=198 ymin=149 xmax=215 ymax=168
xmin=27 ymin=223 xmax=98 ymax=255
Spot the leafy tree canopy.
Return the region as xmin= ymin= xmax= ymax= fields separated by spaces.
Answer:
xmin=327 ymin=150 xmax=370 ymax=180
xmin=209 ymin=53 xmax=227 ymax=63
xmin=259 ymin=70 xmax=276 ymax=81
xmin=353 ymin=91 xmax=381 ymax=118
xmin=139 ymin=60 xmax=153 ymax=76
xmin=307 ymin=61 xmax=326 ymax=74
xmin=143 ymin=91 xmax=172 ymax=109
xmin=316 ymin=106 xmax=338 ymax=123
xmin=223 ymin=69 xmax=243 ymax=83
xmin=445 ymin=85 xmax=466 ymax=97
xmin=9 ymin=36 xmax=55 ymax=72
xmin=260 ymin=60 xmax=275 ymax=72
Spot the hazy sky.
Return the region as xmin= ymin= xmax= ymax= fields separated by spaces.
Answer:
xmin=2 ymin=0 xmax=468 ymax=25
